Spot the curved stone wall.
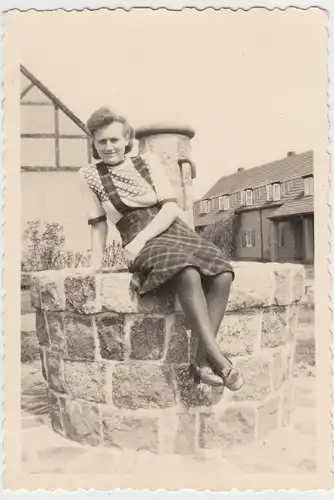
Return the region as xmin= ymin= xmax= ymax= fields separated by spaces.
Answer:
xmin=30 ymin=262 xmax=305 ymax=455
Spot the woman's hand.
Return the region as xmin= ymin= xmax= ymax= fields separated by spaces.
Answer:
xmin=123 ymin=237 xmax=146 ymax=267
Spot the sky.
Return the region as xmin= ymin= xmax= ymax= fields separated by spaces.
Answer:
xmin=15 ymin=8 xmax=328 ymax=199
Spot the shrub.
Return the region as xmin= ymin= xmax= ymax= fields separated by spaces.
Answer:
xmin=22 ymin=220 xmax=126 ymax=273
xmin=199 ymin=212 xmax=240 ymax=260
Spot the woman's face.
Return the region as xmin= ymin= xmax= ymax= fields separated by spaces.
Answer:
xmin=93 ymin=121 xmax=129 ymax=165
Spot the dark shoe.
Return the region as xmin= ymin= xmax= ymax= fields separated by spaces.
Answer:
xmin=221 ymin=360 xmax=245 ymax=392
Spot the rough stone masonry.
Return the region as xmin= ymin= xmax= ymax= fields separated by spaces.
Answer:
xmin=30 ymin=261 xmax=305 ymax=455
xmin=28 ymin=125 xmax=306 ymax=455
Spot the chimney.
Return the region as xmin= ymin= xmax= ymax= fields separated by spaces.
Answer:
xmin=287 ymin=151 xmax=296 ymax=157
xmin=237 ymin=167 xmax=244 ymax=172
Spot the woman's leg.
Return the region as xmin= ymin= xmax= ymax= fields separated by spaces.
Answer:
xmin=174 ymin=266 xmax=231 ymax=374
xmin=196 ymin=271 xmax=233 ymax=367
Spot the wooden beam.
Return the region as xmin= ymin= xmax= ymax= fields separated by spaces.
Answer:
xmin=21 ymin=133 xmax=88 ymax=139
xmin=20 ymin=82 xmax=35 ymax=100
xmin=20 ymin=101 xmax=54 ymax=106
xmin=55 ymin=106 xmax=60 ymax=168
xmin=21 ymin=166 xmax=82 ymax=172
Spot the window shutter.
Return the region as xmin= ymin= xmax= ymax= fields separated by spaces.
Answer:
xmin=251 ymin=229 xmax=256 ymax=246
xmin=242 ymin=231 xmax=246 ymax=247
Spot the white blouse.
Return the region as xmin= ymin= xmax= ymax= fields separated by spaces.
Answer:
xmin=78 ymin=153 xmax=177 ymax=226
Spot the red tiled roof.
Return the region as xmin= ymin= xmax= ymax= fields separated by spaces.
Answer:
xmin=269 ymin=196 xmax=314 ymax=219
xmin=202 ymin=150 xmax=313 ymax=199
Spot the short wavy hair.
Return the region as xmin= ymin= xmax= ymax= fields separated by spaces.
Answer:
xmin=86 ymin=107 xmax=134 ymax=160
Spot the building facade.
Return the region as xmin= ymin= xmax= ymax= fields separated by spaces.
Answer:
xmin=194 ymin=151 xmax=314 ymax=264
xmin=20 ymin=65 xmax=103 ymax=252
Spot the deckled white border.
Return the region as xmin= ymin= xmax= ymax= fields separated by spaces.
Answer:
xmin=0 ymin=0 xmax=332 ymax=497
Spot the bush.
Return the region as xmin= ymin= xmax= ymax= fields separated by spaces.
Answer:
xmin=199 ymin=212 xmax=240 ymax=260
xmin=22 ymin=220 xmax=125 ymax=273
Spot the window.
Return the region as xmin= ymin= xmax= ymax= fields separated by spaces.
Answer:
xmin=273 ymin=183 xmax=281 ymax=201
xmin=266 ymin=184 xmax=273 ymax=201
xmin=259 ymin=185 xmax=267 ymax=197
xmin=231 ymin=192 xmax=241 ymax=207
xmin=253 ymin=188 xmax=260 ymax=203
xmin=240 ymin=190 xmax=246 ymax=205
xmin=200 ymin=199 xmax=210 ymax=214
xmin=212 ymin=197 xmax=219 ymax=210
xmin=304 ymin=176 xmax=314 ymax=196
xmin=282 ymin=179 xmax=296 ymax=196
xmin=245 ymin=189 xmax=253 ymax=206
xmin=242 ymin=229 xmax=256 ymax=247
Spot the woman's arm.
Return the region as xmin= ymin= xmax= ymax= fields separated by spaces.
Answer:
xmin=78 ymin=168 xmax=108 ymax=272
xmin=123 ymin=201 xmax=179 ymax=265
xmin=90 ymin=220 xmax=108 ymax=272
xmin=134 ymin=201 xmax=179 ymax=246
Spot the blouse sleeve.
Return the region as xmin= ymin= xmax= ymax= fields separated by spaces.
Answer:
xmin=78 ymin=167 xmax=107 ymax=226
xmin=143 ymin=153 xmax=178 ymax=205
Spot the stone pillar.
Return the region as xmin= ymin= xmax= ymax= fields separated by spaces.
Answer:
xmin=31 ymin=262 xmax=305 ymax=454
xmin=135 ymin=124 xmax=196 ymax=227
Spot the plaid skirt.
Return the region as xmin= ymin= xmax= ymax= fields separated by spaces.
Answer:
xmin=116 ymin=206 xmax=235 ymax=295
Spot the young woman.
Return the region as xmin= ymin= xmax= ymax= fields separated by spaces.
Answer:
xmin=78 ymin=107 xmax=244 ymax=391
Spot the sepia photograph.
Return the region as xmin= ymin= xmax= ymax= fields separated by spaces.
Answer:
xmin=3 ymin=6 xmax=331 ymax=491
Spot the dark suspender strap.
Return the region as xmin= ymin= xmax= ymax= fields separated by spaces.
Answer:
xmin=88 ymin=214 xmax=107 ymax=226
xmin=95 ymin=162 xmax=131 ymax=214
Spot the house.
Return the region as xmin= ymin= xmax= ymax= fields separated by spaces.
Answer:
xmin=194 ymin=151 xmax=314 ymax=264
xmin=20 ymin=65 xmax=95 ymax=251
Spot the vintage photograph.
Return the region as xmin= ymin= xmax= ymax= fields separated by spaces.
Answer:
xmin=3 ymin=7 xmax=331 ymax=491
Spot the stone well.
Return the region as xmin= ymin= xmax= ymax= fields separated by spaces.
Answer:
xmin=30 ymin=262 xmax=305 ymax=454
xmin=28 ymin=123 xmax=305 ymax=454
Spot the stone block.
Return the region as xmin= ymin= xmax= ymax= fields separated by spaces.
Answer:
xmin=261 ymin=307 xmax=288 ymax=348
xmin=286 ymin=305 xmax=299 ymax=338
xmin=130 ymin=315 xmax=166 ymax=361
xmin=45 ymin=312 xmax=66 ymax=355
xmin=29 ymin=275 xmax=41 ymax=309
xmin=291 ymin=266 xmax=305 ymax=303
xmin=295 ymin=337 xmax=316 ymax=367
xmin=36 ymin=310 xmax=50 ymax=347
xmin=218 ymin=312 xmax=262 ymax=357
xmin=226 ymin=264 xmax=274 ymax=311
xmin=49 ymin=391 xmax=65 ymax=436
xmin=257 ymin=397 xmax=279 ymax=439
xmin=175 ymin=366 xmax=224 ymax=407
xmin=38 ymin=271 xmax=64 ymax=311
xmin=21 ymin=290 xmax=34 ymax=314
xmin=281 ymin=382 xmax=294 ymax=427
xmin=63 ymin=313 xmax=97 ymax=361
xmin=165 ymin=314 xmax=189 ymax=364
xmin=273 ymin=267 xmax=291 ymax=306
xmin=64 ymin=272 xmax=101 ymax=314
xmin=62 ymin=399 xmax=101 ymax=446
xmin=64 ymin=361 xmax=106 ymax=403
xmin=45 ymin=352 xmax=67 ymax=393
xmin=174 ymin=413 xmax=196 ymax=455
xmin=233 ymin=356 xmax=271 ymax=401
xmin=96 ymin=314 xmax=126 ymax=361
xmin=39 ymin=347 xmax=48 ymax=381
xmin=271 ymin=348 xmax=291 ymax=391
xmin=112 ymin=364 xmax=175 ymax=409
xmin=199 ymin=407 xmax=256 ymax=449
xmin=101 ymin=273 xmax=175 ymax=313
xmin=102 ymin=412 xmax=159 ymax=453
